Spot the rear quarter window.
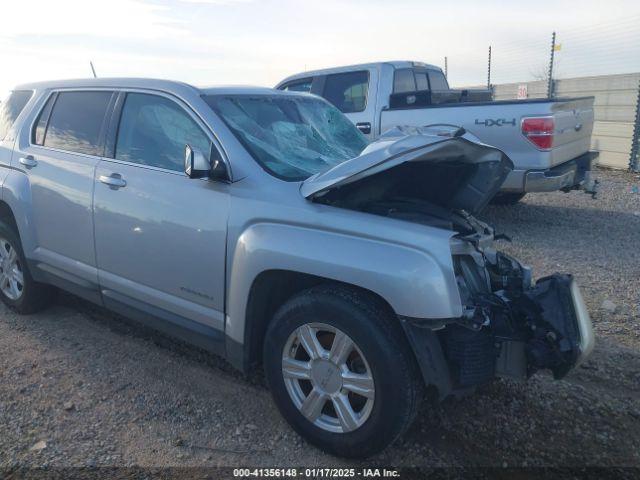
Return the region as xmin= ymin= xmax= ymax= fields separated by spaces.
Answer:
xmin=32 ymin=93 xmax=56 ymax=146
xmin=0 ymin=90 xmax=33 ymax=141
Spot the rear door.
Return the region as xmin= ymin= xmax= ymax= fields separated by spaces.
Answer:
xmin=93 ymin=91 xmax=229 ymax=332
xmin=11 ymin=89 xmax=114 ymax=298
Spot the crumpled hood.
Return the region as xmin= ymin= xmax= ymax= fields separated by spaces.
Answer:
xmin=301 ymin=126 xmax=514 ymax=215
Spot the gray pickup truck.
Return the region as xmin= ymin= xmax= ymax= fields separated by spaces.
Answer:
xmin=277 ymin=61 xmax=599 ymax=203
xmin=0 ymin=80 xmax=593 ymax=457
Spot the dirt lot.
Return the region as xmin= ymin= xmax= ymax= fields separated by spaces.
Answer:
xmin=0 ymin=168 xmax=639 ymax=469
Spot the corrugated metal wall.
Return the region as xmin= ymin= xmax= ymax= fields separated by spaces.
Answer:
xmin=488 ymin=73 xmax=640 ymax=169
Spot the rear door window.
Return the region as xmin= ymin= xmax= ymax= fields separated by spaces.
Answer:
xmin=43 ymin=91 xmax=113 ymax=156
xmin=0 ymin=90 xmax=33 ymax=140
xmin=322 ymin=71 xmax=369 ymax=113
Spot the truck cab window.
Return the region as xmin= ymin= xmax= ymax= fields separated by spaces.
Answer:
xmin=427 ymin=70 xmax=449 ymax=91
xmin=393 ymin=69 xmax=416 ymax=93
xmin=322 ymin=71 xmax=368 ymax=113
xmin=415 ymin=71 xmax=429 ymax=91
xmin=282 ymin=79 xmax=312 ymax=92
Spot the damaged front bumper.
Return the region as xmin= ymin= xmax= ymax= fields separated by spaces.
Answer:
xmin=492 ymin=273 xmax=594 ymax=380
xmin=453 ymin=242 xmax=595 ymax=383
xmin=400 ymin=229 xmax=595 ymax=399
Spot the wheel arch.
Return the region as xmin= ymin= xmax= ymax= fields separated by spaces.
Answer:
xmin=0 ymin=200 xmax=20 ymax=236
xmin=0 ymin=170 xmax=37 ymax=257
xmin=235 ymin=269 xmax=398 ymax=374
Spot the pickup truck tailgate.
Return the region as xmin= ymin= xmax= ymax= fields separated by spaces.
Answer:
xmin=548 ymin=97 xmax=594 ymax=167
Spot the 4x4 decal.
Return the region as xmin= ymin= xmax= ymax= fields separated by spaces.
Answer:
xmin=475 ymin=118 xmax=516 ymax=127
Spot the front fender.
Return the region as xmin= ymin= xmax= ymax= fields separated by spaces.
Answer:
xmin=225 ymin=222 xmax=462 ymax=344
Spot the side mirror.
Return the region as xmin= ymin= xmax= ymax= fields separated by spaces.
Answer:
xmin=185 ymin=144 xmax=211 ymax=179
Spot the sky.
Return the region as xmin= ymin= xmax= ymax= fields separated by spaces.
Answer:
xmin=1 ymin=0 xmax=639 ymax=97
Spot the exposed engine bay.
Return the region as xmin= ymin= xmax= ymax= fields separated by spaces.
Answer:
xmin=316 ymin=187 xmax=593 ymax=389
xmin=307 ymin=128 xmax=594 ymax=392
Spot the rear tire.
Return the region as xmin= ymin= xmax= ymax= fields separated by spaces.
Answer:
xmin=0 ymin=220 xmax=55 ymax=314
xmin=263 ymin=284 xmax=422 ymax=458
xmin=490 ymin=192 xmax=526 ymax=205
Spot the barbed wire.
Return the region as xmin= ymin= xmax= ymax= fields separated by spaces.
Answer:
xmin=461 ymin=14 xmax=640 ymax=85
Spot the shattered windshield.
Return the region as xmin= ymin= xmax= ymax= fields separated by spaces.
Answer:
xmin=204 ymin=94 xmax=368 ymax=180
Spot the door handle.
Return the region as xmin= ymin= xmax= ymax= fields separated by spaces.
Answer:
xmin=99 ymin=174 xmax=127 ymax=189
xmin=356 ymin=122 xmax=371 ymax=135
xmin=19 ymin=156 xmax=38 ymax=168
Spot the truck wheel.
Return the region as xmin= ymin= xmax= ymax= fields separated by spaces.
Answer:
xmin=490 ymin=192 xmax=526 ymax=205
xmin=263 ymin=285 xmax=422 ymax=458
xmin=0 ymin=221 xmax=55 ymax=314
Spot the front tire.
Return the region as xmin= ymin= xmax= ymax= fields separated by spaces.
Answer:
xmin=0 ymin=220 xmax=55 ymax=314
xmin=263 ymin=285 xmax=422 ymax=458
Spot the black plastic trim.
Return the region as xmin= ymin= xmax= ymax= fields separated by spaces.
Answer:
xmin=398 ymin=316 xmax=453 ymax=399
xmin=104 ymin=91 xmax=126 ymax=159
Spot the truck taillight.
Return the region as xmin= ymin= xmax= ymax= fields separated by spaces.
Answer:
xmin=521 ymin=117 xmax=554 ymax=150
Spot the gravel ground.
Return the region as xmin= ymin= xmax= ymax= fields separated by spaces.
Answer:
xmin=0 ymin=168 xmax=639 ymax=469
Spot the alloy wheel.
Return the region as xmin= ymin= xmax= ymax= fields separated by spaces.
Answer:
xmin=0 ymin=238 xmax=24 ymax=301
xmin=281 ymin=322 xmax=375 ymax=433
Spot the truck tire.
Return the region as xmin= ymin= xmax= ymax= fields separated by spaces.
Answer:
xmin=263 ymin=284 xmax=422 ymax=458
xmin=490 ymin=192 xmax=526 ymax=205
xmin=0 ymin=220 xmax=55 ymax=314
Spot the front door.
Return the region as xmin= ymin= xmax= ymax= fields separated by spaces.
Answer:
xmin=93 ymin=92 xmax=229 ymax=331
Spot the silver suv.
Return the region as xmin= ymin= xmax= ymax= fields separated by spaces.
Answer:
xmin=0 ymin=79 xmax=594 ymax=457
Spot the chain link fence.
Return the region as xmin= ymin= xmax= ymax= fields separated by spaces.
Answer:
xmin=452 ymin=15 xmax=640 ymax=170
xmin=631 ymin=82 xmax=640 ymax=172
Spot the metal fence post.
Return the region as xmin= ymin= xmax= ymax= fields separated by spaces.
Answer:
xmin=444 ymin=56 xmax=448 ymax=79
xmin=487 ymin=46 xmax=492 ymax=90
xmin=629 ymin=79 xmax=640 ymax=172
xmin=547 ymin=31 xmax=556 ymax=99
